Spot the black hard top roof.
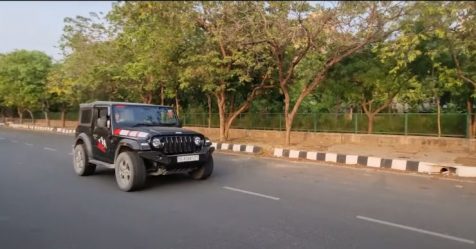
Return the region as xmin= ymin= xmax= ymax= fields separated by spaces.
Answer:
xmin=79 ymin=101 xmax=170 ymax=108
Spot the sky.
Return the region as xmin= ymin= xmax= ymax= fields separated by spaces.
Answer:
xmin=0 ymin=1 xmax=333 ymax=62
xmin=0 ymin=1 xmax=113 ymax=61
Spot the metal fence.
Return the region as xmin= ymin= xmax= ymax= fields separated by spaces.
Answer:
xmin=181 ymin=113 xmax=475 ymax=138
xmin=3 ymin=111 xmax=474 ymax=138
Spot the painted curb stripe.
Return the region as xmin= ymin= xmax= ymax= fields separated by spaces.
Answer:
xmin=381 ymin=158 xmax=393 ymax=169
xmin=336 ymin=154 xmax=346 ymax=164
xmin=317 ymin=152 xmax=326 ymax=161
xmin=406 ymin=161 xmax=419 ymax=172
xmin=270 ymin=149 xmax=454 ymax=176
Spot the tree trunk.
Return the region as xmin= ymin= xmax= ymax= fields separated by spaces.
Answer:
xmin=467 ymin=97 xmax=474 ymax=138
xmin=216 ymin=92 xmax=226 ymax=142
xmin=284 ymin=115 xmax=293 ymax=146
xmin=26 ymin=109 xmax=35 ymax=124
xmin=60 ymin=108 xmax=66 ymax=128
xmin=143 ymin=93 xmax=152 ymax=104
xmin=218 ymin=108 xmax=226 ymax=142
xmin=17 ymin=108 xmax=23 ymax=124
xmin=44 ymin=111 xmax=50 ymax=127
xmin=175 ymin=93 xmax=180 ymax=117
xmin=160 ymin=84 xmax=165 ymax=105
xmin=367 ymin=113 xmax=375 ymax=134
xmin=207 ymin=94 xmax=212 ymax=128
xmin=436 ymin=97 xmax=441 ymax=137
xmin=224 ymin=119 xmax=232 ymax=140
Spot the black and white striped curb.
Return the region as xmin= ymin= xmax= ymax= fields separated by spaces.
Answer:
xmin=7 ymin=124 xmax=75 ymax=135
xmin=211 ymin=142 xmax=262 ymax=154
xmin=56 ymin=128 xmax=75 ymax=134
xmin=273 ymin=148 xmax=476 ymax=177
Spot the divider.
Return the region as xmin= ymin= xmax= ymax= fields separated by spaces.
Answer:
xmin=273 ymin=148 xmax=475 ymax=177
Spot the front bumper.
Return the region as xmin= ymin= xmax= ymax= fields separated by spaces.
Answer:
xmin=137 ymin=146 xmax=214 ymax=169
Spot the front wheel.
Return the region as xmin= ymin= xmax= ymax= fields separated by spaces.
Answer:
xmin=73 ymin=144 xmax=96 ymax=176
xmin=189 ymin=155 xmax=214 ymax=180
xmin=115 ymin=151 xmax=146 ymax=192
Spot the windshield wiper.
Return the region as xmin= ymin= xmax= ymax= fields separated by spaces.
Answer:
xmin=132 ymin=123 xmax=158 ymax=127
xmin=159 ymin=123 xmax=178 ymax=126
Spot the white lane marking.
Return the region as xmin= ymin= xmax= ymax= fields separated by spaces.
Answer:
xmin=25 ymin=143 xmax=33 ymax=146
xmin=43 ymin=147 xmax=57 ymax=152
xmin=223 ymin=186 xmax=280 ymax=201
xmin=356 ymin=215 xmax=475 ymax=245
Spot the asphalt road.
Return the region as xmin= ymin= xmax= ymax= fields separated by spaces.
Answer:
xmin=1 ymin=127 xmax=476 ymax=249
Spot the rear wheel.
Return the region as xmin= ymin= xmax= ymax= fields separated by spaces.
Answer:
xmin=115 ymin=151 xmax=146 ymax=192
xmin=73 ymin=144 xmax=96 ymax=176
xmin=190 ymin=155 xmax=214 ymax=180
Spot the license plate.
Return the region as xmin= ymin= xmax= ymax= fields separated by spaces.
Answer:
xmin=177 ymin=155 xmax=199 ymax=163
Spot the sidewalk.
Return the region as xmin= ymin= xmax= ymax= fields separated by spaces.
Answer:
xmin=204 ymin=133 xmax=476 ymax=168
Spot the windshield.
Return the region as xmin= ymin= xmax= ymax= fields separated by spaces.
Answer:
xmin=112 ymin=105 xmax=178 ymax=127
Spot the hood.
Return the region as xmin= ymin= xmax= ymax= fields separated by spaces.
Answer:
xmin=129 ymin=126 xmax=201 ymax=136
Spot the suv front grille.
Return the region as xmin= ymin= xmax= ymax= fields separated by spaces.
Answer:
xmin=160 ymin=135 xmax=201 ymax=155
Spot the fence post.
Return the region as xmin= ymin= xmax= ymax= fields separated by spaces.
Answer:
xmin=313 ymin=113 xmax=317 ymax=132
xmin=404 ymin=113 xmax=408 ymax=136
xmin=354 ymin=113 xmax=358 ymax=133
xmin=183 ymin=114 xmax=186 ymax=126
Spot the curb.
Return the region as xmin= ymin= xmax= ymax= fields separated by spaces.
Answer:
xmin=3 ymin=124 xmax=264 ymax=155
xmin=273 ymin=148 xmax=476 ymax=178
xmin=3 ymin=123 xmax=474 ymax=177
xmin=7 ymin=123 xmax=75 ymax=135
xmin=211 ymin=142 xmax=262 ymax=154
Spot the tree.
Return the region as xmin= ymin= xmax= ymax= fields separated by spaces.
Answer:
xmin=249 ymin=1 xmax=406 ymax=145
xmin=383 ymin=2 xmax=474 ymax=137
xmin=60 ymin=12 xmax=127 ymax=103
xmin=108 ymin=2 xmax=195 ymax=108
xmin=0 ymin=50 xmax=52 ymax=124
xmin=182 ymin=2 xmax=274 ymax=141
xmin=326 ymin=48 xmax=416 ymax=133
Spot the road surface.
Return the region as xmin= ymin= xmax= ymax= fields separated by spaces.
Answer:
xmin=1 ymin=127 xmax=475 ymax=249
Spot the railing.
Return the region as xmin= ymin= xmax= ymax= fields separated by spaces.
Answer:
xmin=3 ymin=111 xmax=474 ymax=138
xmin=181 ymin=113 xmax=475 ymax=138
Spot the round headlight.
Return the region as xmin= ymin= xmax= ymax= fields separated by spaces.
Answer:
xmin=194 ymin=136 xmax=202 ymax=146
xmin=152 ymin=137 xmax=163 ymax=148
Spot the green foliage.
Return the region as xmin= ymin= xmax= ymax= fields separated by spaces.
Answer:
xmin=0 ymin=1 xmax=474 ymax=139
xmin=0 ymin=50 xmax=52 ymax=112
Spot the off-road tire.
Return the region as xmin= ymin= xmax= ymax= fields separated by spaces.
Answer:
xmin=73 ymin=144 xmax=96 ymax=176
xmin=189 ymin=155 xmax=214 ymax=180
xmin=115 ymin=151 xmax=147 ymax=192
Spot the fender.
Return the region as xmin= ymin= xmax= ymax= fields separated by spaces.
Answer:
xmin=75 ymin=133 xmax=93 ymax=158
xmin=114 ymin=138 xmax=141 ymax=160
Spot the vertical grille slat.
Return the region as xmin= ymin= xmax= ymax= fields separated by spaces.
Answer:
xmin=155 ymin=135 xmax=202 ymax=155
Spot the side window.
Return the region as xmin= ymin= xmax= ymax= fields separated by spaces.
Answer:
xmin=95 ymin=107 xmax=108 ymax=128
xmin=159 ymin=108 xmax=176 ymax=124
xmin=80 ymin=109 xmax=92 ymax=125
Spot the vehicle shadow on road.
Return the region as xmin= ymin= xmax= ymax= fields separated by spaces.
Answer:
xmin=92 ymin=167 xmax=225 ymax=190
xmin=146 ymin=174 xmax=192 ymax=188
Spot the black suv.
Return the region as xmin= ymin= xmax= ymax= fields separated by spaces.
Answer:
xmin=72 ymin=101 xmax=214 ymax=191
